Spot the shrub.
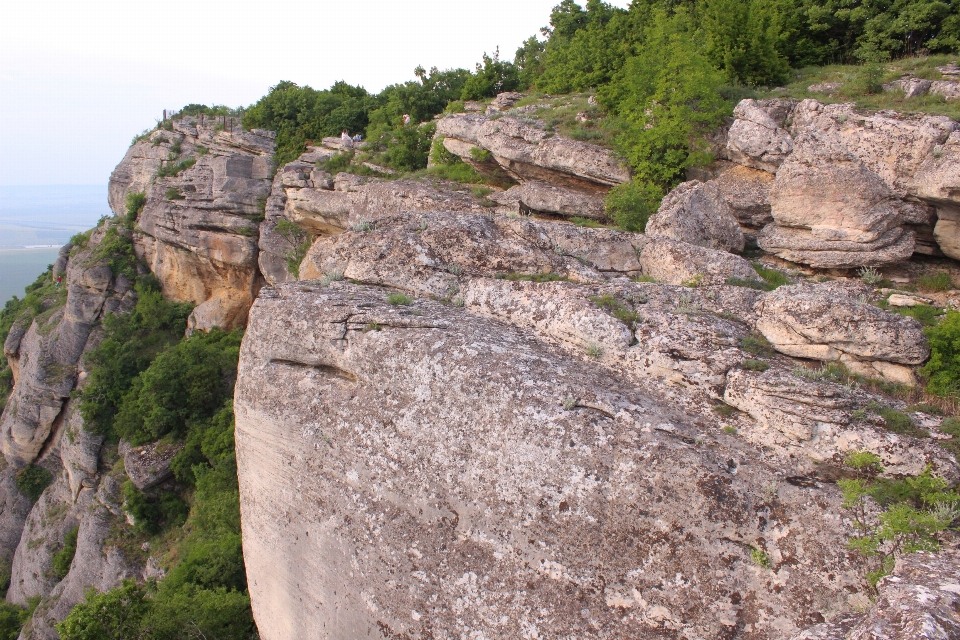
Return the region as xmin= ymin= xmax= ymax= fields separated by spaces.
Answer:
xmin=461 ymin=49 xmax=520 ymax=101
xmin=838 ymin=454 xmax=960 ymax=588
xmin=79 ymin=286 xmax=192 ymax=438
xmin=750 ymin=548 xmax=772 ymax=569
xmin=122 ymin=481 xmax=188 ymax=536
xmin=0 ymin=602 xmax=26 ymax=640
xmin=52 ymin=526 xmax=79 ymax=580
xmin=156 ymin=157 xmax=196 ymax=178
xmin=742 ymin=359 xmax=769 ymax=372
xmin=604 ymin=179 xmax=663 ymax=232
xmin=918 ymin=272 xmax=952 ymax=292
xmin=273 ymin=220 xmax=311 ymax=278
xmin=870 ymin=403 xmax=927 ymax=438
xmin=586 ymin=342 xmax=604 ymax=358
xmin=387 ymin=292 xmax=413 ymax=306
xmin=469 ymin=147 xmax=493 ymax=163
xmin=91 ymin=224 xmax=138 ymax=280
xmin=112 ymin=329 xmax=242 ymax=445
xmin=891 ymin=304 xmax=942 ymax=327
xmin=589 ymin=295 xmax=639 ymax=326
xmin=15 ymin=465 xmax=53 ymax=502
xmin=124 ymin=192 xmax=146 ymax=224
xmin=858 ymin=266 xmax=884 ymax=285
xmin=921 ymin=311 xmax=960 ymax=397
xmin=164 ymin=188 xmax=184 ymax=201
xmin=740 ymin=332 xmax=774 ymax=357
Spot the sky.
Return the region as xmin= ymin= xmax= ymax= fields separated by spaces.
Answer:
xmin=0 ymin=0 xmax=631 ymax=187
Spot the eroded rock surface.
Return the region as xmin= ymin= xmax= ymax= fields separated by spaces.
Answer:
xmin=236 ymin=283 xmax=865 ymax=640
xmin=646 ymin=180 xmax=745 ymax=252
xmin=109 ymin=117 xmax=276 ymax=329
xmin=755 ymin=283 xmax=929 ymax=385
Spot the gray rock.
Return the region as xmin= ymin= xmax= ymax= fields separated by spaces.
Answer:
xmin=637 ymin=237 xmax=759 ymax=286
xmin=120 ymin=440 xmax=183 ymax=491
xmin=436 ymin=113 xmax=630 ymax=188
xmin=490 ymin=181 xmax=606 ymax=219
xmin=710 ymin=162 xmax=775 ymax=230
xmin=646 ymin=180 xmax=745 ymax=253
xmin=930 ymin=80 xmax=960 ymax=100
xmin=726 ymin=99 xmax=794 ymax=172
xmin=755 ymin=282 xmax=929 ymax=385
xmin=235 ymin=282 xmax=865 ymax=640
xmin=883 ymin=76 xmax=933 ymax=98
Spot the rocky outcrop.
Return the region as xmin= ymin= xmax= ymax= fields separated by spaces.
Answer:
xmin=718 ymin=97 xmax=960 ymax=265
xmin=0 ymin=226 xmax=134 ymax=464
xmin=791 ymin=547 xmax=960 ymax=640
xmin=236 ymin=282 xmax=866 ymax=640
xmin=755 ymin=283 xmax=929 ymax=385
xmin=725 ymin=99 xmax=795 ymax=172
xmin=759 ymin=132 xmax=916 ymax=267
xmin=710 ymin=162 xmax=775 ymax=231
xmin=120 ymin=440 xmax=182 ymax=491
xmin=637 ymin=237 xmax=759 ymax=285
xmin=437 ymin=112 xmax=629 ymax=189
xmin=646 ymin=180 xmax=745 ymax=252
xmin=109 ymin=117 xmax=275 ymax=330
xmin=490 ymin=180 xmax=606 ymax=219
xmin=724 ymin=368 xmax=956 ymax=479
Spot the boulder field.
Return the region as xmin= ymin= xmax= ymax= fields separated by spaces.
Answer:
xmin=1 ymin=95 xmax=959 ymax=638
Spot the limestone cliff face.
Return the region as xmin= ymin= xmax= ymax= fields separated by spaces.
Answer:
xmin=236 ymin=283 xmax=863 ymax=639
xmin=0 ymin=224 xmax=142 ymax=638
xmin=109 ymin=117 xmax=275 ymax=330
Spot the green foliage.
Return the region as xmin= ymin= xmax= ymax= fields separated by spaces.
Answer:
xmin=701 ymin=0 xmax=789 ymax=86
xmin=273 ymin=220 xmax=311 ymax=278
xmin=92 ymin=224 xmax=138 ymax=280
xmin=15 ymin=465 xmax=53 ymax=502
xmin=321 ymin=150 xmax=355 ymax=174
xmin=125 ymin=192 xmax=147 ymax=224
xmin=156 ymin=157 xmax=196 ymax=178
xmin=112 ymin=329 xmax=242 ymax=445
xmin=0 ymin=602 xmax=27 ymax=640
xmin=243 ymin=80 xmax=379 ymax=166
xmin=122 ymin=481 xmax=188 ymax=536
xmin=79 ymin=285 xmax=192 ymax=438
xmin=460 ymin=49 xmax=520 ymax=100
xmin=52 ymin=526 xmax=79 ymax=580
xmin=742 ymin=359 xmax=770 ymax=372
xmin=495 ymin=272 xmax=570 ymax=283
xmin=750 ymin=547 xmax=772 ymax=569
xmin=57 ymin=580 xmax=152 ymax=640
xmin=918 ymin=272 xmax=953 ymax=292
xmin=870 ymin=403 xmax=927 ymax=438
xmin=604 ymin=179 xmax=663 ymax=232
xmin=839 ymin=455 xmax=959 ymax=589
xmin=470 ymin=146 xmax=493 ymax=163
xmin=589 ymin=294 xmax=639 ymax=326
xmin=368 ymin=122 xmax=437 ymax=172
xmin=164 ymin=187 xmax=184 ymax=201
xmin=753 ymin=263 xmax=791 ymax=288
xmin=387 ymin=292 xmax=414 ymax=305
xmin=921 ymin=311 xmax=960 ymax=398
xmin=891 ymin=303 xmax=942 ymax=327
xmin=740 ymin=331 xmax=775 ymax=357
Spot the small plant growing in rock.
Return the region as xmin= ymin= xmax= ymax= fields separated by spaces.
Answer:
xmin=722 ymin=425 xmax=738 ymax=435
xmin=586 ymin=342 xmax=603 ymax=358
xmin=320 ymin=271 xmax=344 ymax=287
xmin=631 ymin=275 xmax=657 ymax=283
xmin=681 ymin=274 xmax=704 ymax=288
xmin=352 ymin=221 xmax=373 ymax=233
xmin=470 ymin=147 xmax=493 ymax=163
xmin=387 ymin=292 xmax=413 ymax=306
xmin=452 ymin=296 xmax=465 ymax=307
xmin=750 ymin=548 xmax=772 ymax=569
xmin=51 ymin=526 xmax=79 ymax=580
xmin=742 ymin=359 xmax=769 ymax=372
xmin=851 ymin=408 xmax=868 ymax=421
xmin=417 ymin=219 xmax=428 ymax=232
xmin=363 ymin=323 xmax=382 ymax=333
xmin=868 ymin=403 xmax=927 ymax=438
xmin=562 ymin=397 xmax=576 ymax=411
xmin=713 ymin=404 xmax=734 ymax=417
xmin=15 ymin=465 xmax=53 ymax=502
xmin=164 ymin=188 xmax=185 ymax=201
xmin=838 ymin=450 xmax=960 ymax=588
xmin=932 ymin=145 xmax=944 ymax=159
xmin=917 ymin=272 xmax=952 ymax=292
xmin=761 ymin=482 xmax=780 ymax=503
xmin=740 ymin=332 xmax=774 ymax=357
xmin=675 ymin=293 xmax=700 ymax=315
xmin=447 ymin=264 xmax=463 ymax=276
xmin=589 ymin=295 xmax=639 ymax=326
xmin=858 ymin=266 xmax=884 ymax=286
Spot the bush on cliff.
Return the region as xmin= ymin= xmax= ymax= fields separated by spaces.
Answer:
xmin=80 ymin=285 xmax=192 ymax=438
xmin=112 ymin=328 xmax=242 ymax=445
xmin=460 ymin=49 xmax=521 ymax=101
xmin=921 ymin=310 xmax=960 ymax=398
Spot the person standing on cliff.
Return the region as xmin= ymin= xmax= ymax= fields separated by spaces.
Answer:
xmin=402 ymin=114 xmax=411 ymax=125
xmin=341 ymin=129 xmax=353 ymax=148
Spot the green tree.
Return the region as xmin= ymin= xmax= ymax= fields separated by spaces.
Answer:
xmin=700 ymin=0 xmax=790 ymax=86
xmin=460 ymin=49 xmax=521 ymax=100
xmin=921 ymin=310 xmax=960 ymax=398
xmin=57 ymin=581 xmax=151 ymax=640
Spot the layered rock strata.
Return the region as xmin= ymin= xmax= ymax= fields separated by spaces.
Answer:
xmin=109 ymin=117 xmax=276 ymax=330
xmin=645 ymin=179 xmax=745 ymax=253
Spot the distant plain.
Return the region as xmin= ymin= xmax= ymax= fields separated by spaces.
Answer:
xmin=0 ymin=185 xmax=108 ymax=305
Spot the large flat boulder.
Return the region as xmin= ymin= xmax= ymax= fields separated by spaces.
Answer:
xmin=755 ymin=282 xmax=929 ymax=385
xmin=637 ymin=237 xmax=759 ymax=286
xmin=235 ymin=282 xmax=864 ymax=639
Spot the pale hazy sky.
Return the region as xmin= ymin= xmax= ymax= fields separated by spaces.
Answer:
xmin=0 ymin=0 xmax=631 ymax=186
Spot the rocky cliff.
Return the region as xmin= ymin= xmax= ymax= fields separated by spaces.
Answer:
xmin=2 ymin=92 xmax=959 ymax=638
